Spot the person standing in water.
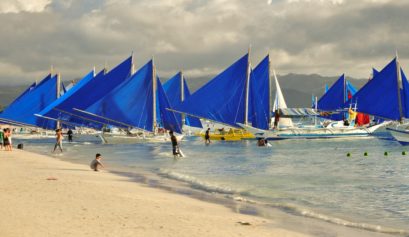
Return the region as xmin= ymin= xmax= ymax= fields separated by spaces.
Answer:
xmin=204 ymin=128 xmax=211 ymax=145
xmin=67 ymin=129 xmax=73 ymax=142
xmin=169 ymin=131 xmax=181 ymax=158
xmin=53 ymin=128 xmax=63 ymax=153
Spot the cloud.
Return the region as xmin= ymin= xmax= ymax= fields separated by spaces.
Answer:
xmin=0 ymin=0 xmax=408 ymax=86
xmin=0 ymin=0 xmax=51 ymax=13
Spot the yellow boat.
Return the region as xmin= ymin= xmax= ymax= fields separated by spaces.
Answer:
xmin=197 ymin=128 xmax=255 ymax=141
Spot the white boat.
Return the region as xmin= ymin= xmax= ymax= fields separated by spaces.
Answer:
xmin=387 ymin=127 xmax=409 ymax=144
xmin=238 ymin=121 xmax=388 ymax=140
xmin=99 ymin=132 xmax=184 ymax=144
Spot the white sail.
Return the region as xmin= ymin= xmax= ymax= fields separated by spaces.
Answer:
xmin=272 ymin=70 xmax=293 ymax=127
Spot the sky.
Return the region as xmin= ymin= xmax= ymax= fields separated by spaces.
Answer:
xmin=0 ymin=0 xmax=408 ymax=85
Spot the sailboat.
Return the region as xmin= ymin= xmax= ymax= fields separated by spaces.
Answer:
xmin=343 ymin=55 xmax=409 ymax=144
xmin=0 ymin=73 xmax=64 ymax=138
xmin=271 ymin=70 xmax=294 ymax=128
xmin=162 ymin=72 xmax=203 ymax=135
xmin=37 ymin=56 xmax=133 ymax=130
xmin=238 ymin=71 xmax=388 ymax=140
xmin=170 ymin=52 xmax=258 ymax=141
xmin=73 ymin=59 xmax=184 ymax=144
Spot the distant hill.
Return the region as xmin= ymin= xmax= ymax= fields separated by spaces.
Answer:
xmin=0 ymin=74 xmax=368 ymax=108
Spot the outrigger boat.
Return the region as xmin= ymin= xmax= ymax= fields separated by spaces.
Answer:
xmin=1 ymin=72 xmax=65 ymax=135
xmin=170 ymin=51 xmax=278 ymax=141
xmin=197 ymin=128 xmax=254 ymax=141
xmin=79 ymin=59 xmax=185 ymax=144
xmin=37 ymin=55 xmax=184 ymax=144
xmin=238 ymin=71 xmax=389 ymax=140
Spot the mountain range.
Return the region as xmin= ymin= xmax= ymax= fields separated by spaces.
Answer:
xmin=0 ymin=73 xmax=368 ymax=109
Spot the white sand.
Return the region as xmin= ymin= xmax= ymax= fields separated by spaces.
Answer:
xmin=0 ymin=149 xmax=312 ymax=237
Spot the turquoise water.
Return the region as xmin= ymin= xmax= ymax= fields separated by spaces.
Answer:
xmin=18 ymin=133 xmax=409 ymax=235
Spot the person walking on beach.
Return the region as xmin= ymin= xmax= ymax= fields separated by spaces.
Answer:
xmin=169 ymin=131 xmax=181 ymax=158
xmin=204 ymin=128 xmax=211 ymax=145
xmin=53 ymin=128 xmax=63 ymax=153
xmin=67 ymin=129 xmax=73 ymax=142
xmin=90 ymin=153 xmax=105 ymax=171
xmin=3 ymin=128 xmax=12 ymax=151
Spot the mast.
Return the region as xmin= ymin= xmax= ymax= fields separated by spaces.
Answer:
xmin=131 ymin=51 xmax=135 ymax=75
xmin=180 ymin=71 xmax=185 ymax=101
xmin=343 ymin=74 xmax=346 ymax=120
xmin=268 ymin=54 xmax=273 ymax=127
xmin=180 ymin=71 xmax=186 ymax=125
xmin=396 ymin=51 xmax=404 ymax=122
xmin=244 ymin=46 xmax=251 ymax=125
xmin=104 ymin=60 xmax=108 ymax=74
xmin=56 ymin=72 xmax=61 ymax=129
xmin=152 ymin=56 xmax=157 ymax=134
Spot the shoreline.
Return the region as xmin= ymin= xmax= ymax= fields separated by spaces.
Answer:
xmin=0 ymin=149 xmax=400 ymax=237
xmin=0 ymin=149 xmax=311 ymax=237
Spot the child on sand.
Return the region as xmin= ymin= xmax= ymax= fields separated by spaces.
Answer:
xmin=90 ymin=153 xmax=105 ymax=171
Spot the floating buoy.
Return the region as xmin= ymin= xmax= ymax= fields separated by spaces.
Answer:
xmin=384 ymin=151 xmax=388 ymax=156
xmin=402 ymin=151 xmax=406 ymax=155
xmin=347 ymin=152 xmax=351 ymax=157
xmin=364 ymin=152 xmax=368 ymax=156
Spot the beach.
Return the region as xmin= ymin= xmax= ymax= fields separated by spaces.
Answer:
xmin=0 ymin=149 xmax=312 ymax=237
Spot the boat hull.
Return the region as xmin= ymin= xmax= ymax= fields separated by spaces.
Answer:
xmin=238 ymin=122 xmax=388 ymax=140
xmin=386 ymin=128 xmax=409 ymax=145
xmin=196 ymin=128 xmax=255 ymax=141
xmin=100 ymin=133 xmax=184 ymax=144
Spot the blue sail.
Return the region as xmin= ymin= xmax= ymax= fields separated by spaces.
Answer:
xmin=317 ymin=74 xmax=345 ymax=120
xmin=11 ymin=82 xmax=37 ymax=104
xmin=249 ymin=55 xmax=270 ymax=129
xmin=345 ymin=58 xmax=401 ymax=120
xmin=163 ymin=73 xmax=203 ymax=128
xmin=0 ymin=74 xmax=57 ymax=128
xmin=39 ymin=56 xmax=132 ymax=128
xmin=182 ymin=79 xmax=203 ymax=128
xmin=400 ymin=68 xmax=409 ymax=118
xmin=157 ymin=77 xmax=183 ymax=134
xmin=38 ymin=70 xmax=98 ymax=127
xmin=86 ymin=60 xmax=154 ymax=131
xmin=373 ymin=68 xmax=379 ymax=78
xmin=172 ymin=54 xmax=249 ymax=127
xmin=345 ymin=80 xmax=357 ymax=100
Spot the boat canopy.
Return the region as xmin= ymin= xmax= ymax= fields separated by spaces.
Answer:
xmin=278 ymin=108 xmax=319 ymax=118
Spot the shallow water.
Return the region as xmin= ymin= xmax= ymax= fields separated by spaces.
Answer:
xmin=17 ymin=132 xmax=409 ymax=235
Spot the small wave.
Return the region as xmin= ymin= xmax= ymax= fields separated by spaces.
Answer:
xmin=157 ymin=169 xmax=238 ymax=194
xmin=264 ymin=203 xmax=409 ymax=235
xmin=157 ymin=152 xmax=174 ymax=158
xmin=222 ymin=195 xmax=409 ymax=235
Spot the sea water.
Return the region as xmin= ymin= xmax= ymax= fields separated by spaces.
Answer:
xmin=17 ymin=133 xmax=409 ymax=235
